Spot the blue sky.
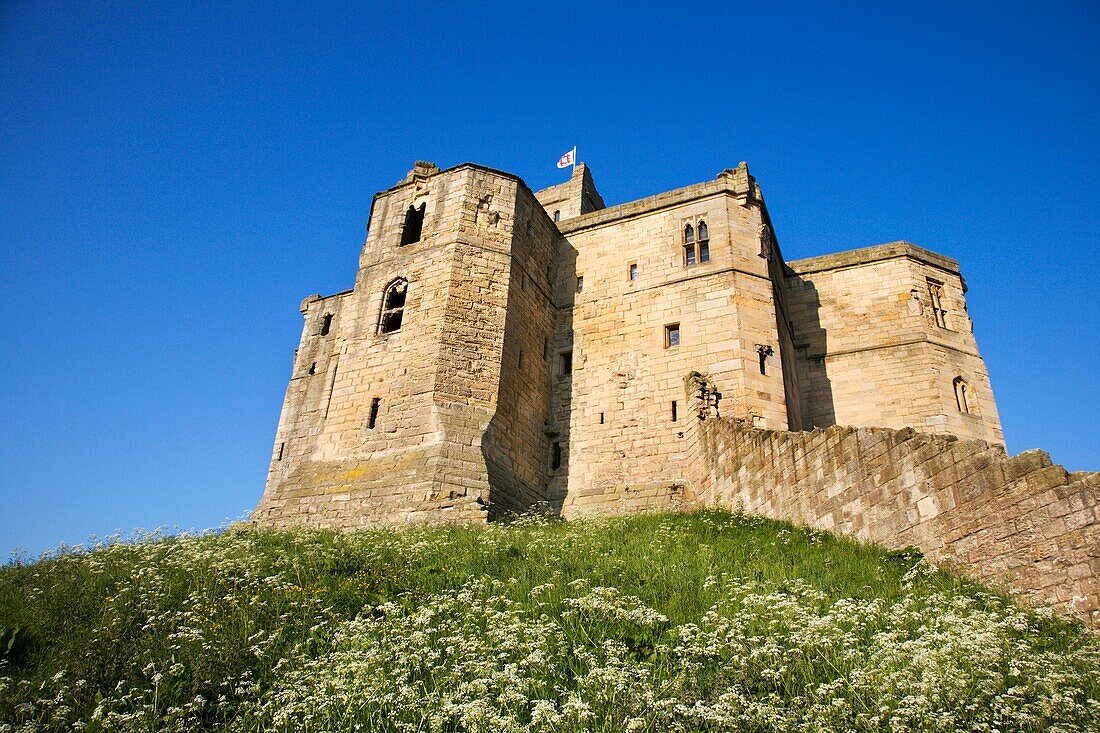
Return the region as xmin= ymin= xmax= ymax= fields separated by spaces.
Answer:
xmin=1 ymin=1 xmax=1097 ymax=557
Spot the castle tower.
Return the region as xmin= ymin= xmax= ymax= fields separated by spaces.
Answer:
xmin=253 ymin=162 xmax=560 ymax=527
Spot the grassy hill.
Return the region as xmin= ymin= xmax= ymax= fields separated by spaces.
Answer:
xmin=1 ymin=510 xmax=1097 ymax=732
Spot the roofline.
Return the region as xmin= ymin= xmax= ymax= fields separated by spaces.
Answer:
xmin=787 ymin=241 xmax=962 ymax=277
xmin=556 ymin=171 xmax=758 ymax=235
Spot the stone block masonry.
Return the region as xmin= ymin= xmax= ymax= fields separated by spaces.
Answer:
xmin=689 ymin=416 xmax=1100 ymax=624
xmin=252 ymin=157 xmax=1099 ymax=622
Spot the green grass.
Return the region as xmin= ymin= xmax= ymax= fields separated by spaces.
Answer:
xmin=0 ymin=510 xmax=1096 ymax=731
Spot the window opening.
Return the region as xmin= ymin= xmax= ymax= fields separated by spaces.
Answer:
xmin=543 ymin=338 xmax=549 ymax=360
xmin=953 ymin=377 xmax=973 ymax=414
xmin=599 ymin=412 xmax=605 ymax=424
xmin=320 ymin=313 xmax=333 ymax=336
xmin=684 ymin=219 xmax=711 ymax=266
xmin=277 ymin=442 xmax=284 ymax=461
xmin=698 ymin=221 xmax=710 ymax=263
xmin=308 ymin=362 xmax=316 ymax=375
xmin=553 ymin=210 xmax=561 ymax=222
xmin=756 ymin=344 xmax=774 ymax=374
xmin=683 ymin=224 xmax=696 ymax=266
xmin=552 ymin=441 xmax=562 ymax=470
xmin=400 ymin=203 xmax=426 ymax=245
xmin=368 ymin=397 xmax=381 ymax=429
xmin=379 ymin=279 xmax=408 ymax=334
xmin=629 ymin=262 xmax=638 ymax=281
xmin=665 ymin=323 xmax=681 ymax=348
xmin=560 ymin=350 xmax=573 ymax=376
xmin=928 ymin=279 xmax=948 ymax=329
xmin=671 ymin=401 xmax=678 ymax=421
xmin=576 ymin=275 xmax=584 ymax=293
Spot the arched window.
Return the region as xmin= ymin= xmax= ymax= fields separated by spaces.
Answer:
xmin=379 ymin=279 xmax=408 ymax=334
xmin=697 ymin=220 xmax=710 ymax=263
xmin=553 ymin=210 xmax=561 ymax=222
xmin=953 ymin=377 xmax=974 ymax=414
xmin=683 ymin=220 xmax=711 ymax=266
xmin=400 ymin=203 xmax=426 ymax=245
xmin=683 ymin=224 xmax=696 ymax=265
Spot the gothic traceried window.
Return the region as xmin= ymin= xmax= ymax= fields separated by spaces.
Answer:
xmin=379 ymin=278 xmax=408 ymax=334
xmin=928 ymin=279 xmax=948 ymax=329
xmin=953 ymin=377 xmax=975 ymax=415
xmin=683 ymin=220 xmax=710 ymax=266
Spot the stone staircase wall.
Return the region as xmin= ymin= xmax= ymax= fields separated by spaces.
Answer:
xmin=691 ymin=419 xmax=1100 ymax=623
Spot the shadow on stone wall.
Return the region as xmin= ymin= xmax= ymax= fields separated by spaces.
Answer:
xmin=788 ymin=276 xmax=835 ymax=429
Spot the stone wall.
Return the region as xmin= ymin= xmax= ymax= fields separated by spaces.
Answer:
xmin=548 ymin=165 xmax=792 ymax=518
xmin=690 ymin=413 xmax=1100 ymax=622
xmin=786 ymin=242 xmax=1003 ymax=444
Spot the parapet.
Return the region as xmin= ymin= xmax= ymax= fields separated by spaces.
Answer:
xmin=788 ymin=241 xmax=961 ymax=277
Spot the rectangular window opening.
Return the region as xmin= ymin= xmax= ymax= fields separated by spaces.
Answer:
xmin=551 ymin=441 xmax=562 ymax=470
xmin=368 ymin=397 xmax=381 ymax=430
xmin=629 ymin=262 xmax=638 ymax=281
xmin=277 ymin=442 xmax=285 ymax=461
xmin=699 ymin=241 xmax=710 ymax=263
xmin=575 ymin=275 xmax=584 ymax=293
xmin=684 ymin=245 xmax=696 ymax=266
xmin=599 ymin=412 xmax=605 ymax=424
xmin=671 ymin=401 xmax=678 ymax=421
xmin=665 ymin=323 xmax=681 ymax=348
xmin=560 ymin=350 xmax=573 ymax=376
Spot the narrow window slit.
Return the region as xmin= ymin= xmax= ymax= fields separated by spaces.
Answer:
xmin=368 ymin=397 xmax=381 ymax=429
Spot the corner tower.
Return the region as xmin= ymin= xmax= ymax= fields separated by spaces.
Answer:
xmin=253 ymin=162 xmax=559 ymax=528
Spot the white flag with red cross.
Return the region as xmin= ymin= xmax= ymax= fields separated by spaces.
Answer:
xmin=557 ymin=146 xmax=577 ymax=169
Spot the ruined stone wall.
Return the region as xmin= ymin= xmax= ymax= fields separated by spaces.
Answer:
xmin=786 ymin=243 xmax=1003 ymax=444
xmin=548 ymin=167 xmax=791 ymax=517
xmin=690 ymin=416 xmax=1100 ymax=622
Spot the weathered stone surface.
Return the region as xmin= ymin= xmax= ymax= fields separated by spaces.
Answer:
xmin=249 ymin=159 xmax=1100 ymax=624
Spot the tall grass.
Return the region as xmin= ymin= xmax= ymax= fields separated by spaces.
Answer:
xmin=0 ymin=510 xmax=1096 ymax=731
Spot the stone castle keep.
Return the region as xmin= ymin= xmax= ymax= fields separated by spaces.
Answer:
xmin=254 ymin=161 xmax=1099 ymax=622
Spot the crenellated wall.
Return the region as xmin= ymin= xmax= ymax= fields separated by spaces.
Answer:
xmin=688 ymin=412 xmax=1100 ymax=623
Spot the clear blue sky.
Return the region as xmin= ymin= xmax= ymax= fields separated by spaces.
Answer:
xmin=2 ymin=1 xmax=1097 ymax=557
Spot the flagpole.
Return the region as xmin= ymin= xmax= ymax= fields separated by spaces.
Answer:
xmin=572 ymin=146 xmax=577 ymax=171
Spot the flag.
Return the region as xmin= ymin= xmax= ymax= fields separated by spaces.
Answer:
xmin=557 ymin=146 xmax=576 ymax=169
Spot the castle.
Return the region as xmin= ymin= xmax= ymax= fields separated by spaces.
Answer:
xmin=253 ymin=160 xmax=1098 ymax=622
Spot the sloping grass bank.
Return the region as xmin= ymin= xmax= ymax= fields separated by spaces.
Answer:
xmin=1 ymin=510 xmax=1097 ymax=732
